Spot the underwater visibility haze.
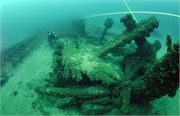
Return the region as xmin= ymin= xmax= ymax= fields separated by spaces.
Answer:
xmin=0 ymin=0 xmax=179 ymax=115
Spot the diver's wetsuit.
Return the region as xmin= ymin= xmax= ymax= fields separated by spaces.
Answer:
xmin=47 ymin=31 xmax=58 ymax=43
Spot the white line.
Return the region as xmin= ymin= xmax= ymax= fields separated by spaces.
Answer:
xmin=84 ymin=11 xmax=180 ymax=18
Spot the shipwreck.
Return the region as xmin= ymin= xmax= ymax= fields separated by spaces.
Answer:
xmin=33 ymin=14 xmax=179 ymax=115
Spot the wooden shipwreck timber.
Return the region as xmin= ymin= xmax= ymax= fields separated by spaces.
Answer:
xmin=1 ymin=32 xmax=46 ymax=86
xmin=34 ymin=14 xmax=179 ymax=115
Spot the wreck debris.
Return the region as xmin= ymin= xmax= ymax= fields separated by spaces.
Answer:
xmin=34 ymin=14 xmax=179 ymax=115
xmin=120 ymin=86 xmax=131 ymax=114
xmin=98 ymin=13 xmax=159 ymax=57
xmin=72 ymin=18 xmax=86 ymax=36
xmin=81 ymin=102 xmax=113 ymax=115
xmin=99 ymin=18 xmax=114 ymax=44
xmin=50 ymin=37 xmax=123 ymax=86
xmin=166 ymin=33 xmax=172 ymax=52
xmin=61 ymin=40 xmax=83 ymax=81
xmin=122 ymin=40 xmax=159 ymax=81
xmin=55 ymin=97 xmax=76 ymax=109
xmin=120 ymin=13 xmax=137 ymax=31
xmin=35 ymin=85 xmax=111 ymax=99
xmin=152 ymin=40 xmax=162 ymax=52
xmin=35 ymin=38 xmax=179 ymax=114
xmin=131 ymin=38 xmax=179 ymax=101
xmin=1 ymin=32 xmax=45 ymax=87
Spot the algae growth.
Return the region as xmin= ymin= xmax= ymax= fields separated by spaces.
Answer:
xmin=33 ymin=14 xmax=179 ymax=115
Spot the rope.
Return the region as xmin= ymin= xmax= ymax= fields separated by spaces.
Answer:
xmin=83 ymin=11 xmax=180 ymax=18
xmin=123 ymin=0 xmax=138 ymax=23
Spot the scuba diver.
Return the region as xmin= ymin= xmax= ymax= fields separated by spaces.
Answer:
xmin=47 ymin=31 xmax=58 ymax=43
